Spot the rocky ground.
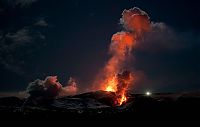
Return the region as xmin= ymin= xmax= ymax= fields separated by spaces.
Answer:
xmin=0 ymin=90 xmax=200 ymax=121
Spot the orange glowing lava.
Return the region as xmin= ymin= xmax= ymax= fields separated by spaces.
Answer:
xmin=105 ymin=78 xmax=128 ymax=105
xmin=106 ymin=86 xmax=115 ymax=92
xmin=104 ymin=71 xmax=132 ymax=106
xmin=105 ymin=77 xmax=117 ymax=92
xmin=105 ymin=79 xmax=127 ymax=105
xmin=118 ymin=94 xmax=127 ymax=105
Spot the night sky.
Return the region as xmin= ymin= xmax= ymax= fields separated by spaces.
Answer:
xmin=0 ymin=0 xmax=199 ymax=93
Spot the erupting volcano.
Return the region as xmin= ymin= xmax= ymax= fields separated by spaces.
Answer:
xmin=0 ymin=7 xmax=152 ymax=108
xmin=0 ymin=3 xmax=199 ymax=121
xmin=23 ymin=7 xmax=152 ymax=107
xmin=94 ymin=7 xmax=151 ymax=105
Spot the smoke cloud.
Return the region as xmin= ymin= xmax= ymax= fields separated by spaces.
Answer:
xmin=26 ymin=76 xmax=78 ymax=98
xmin=135 ymin=22 xmax=195 ymax=53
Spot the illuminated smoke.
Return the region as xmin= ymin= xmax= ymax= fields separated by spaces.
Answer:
xmin=121 ymin=7 xmax=151 ymax=34
xmin=93 ymin=7 xmax=151 ymax=105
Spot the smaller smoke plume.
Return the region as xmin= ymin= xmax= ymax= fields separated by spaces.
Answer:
xmin=26 ymin=79 xmax=46 ymax=97
xmin=26 ymin=76 xmax=78 ymax=98
xmin=59 ymin=77 xmax=78 ymax=97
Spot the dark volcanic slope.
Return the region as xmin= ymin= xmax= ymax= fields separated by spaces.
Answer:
xmin=0 ymin=90 xmax=200 ymax=120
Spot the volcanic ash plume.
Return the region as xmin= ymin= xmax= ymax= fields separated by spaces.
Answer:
xmin=94 ymin=7 xmax=151 ymax=105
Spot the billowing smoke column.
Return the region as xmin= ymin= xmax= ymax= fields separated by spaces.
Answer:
xmin=94 ymin=7 xmax=151 ymax=105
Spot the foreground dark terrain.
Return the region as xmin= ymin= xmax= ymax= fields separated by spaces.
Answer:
xmin=0 ymin=90 xmax=200 ymax=121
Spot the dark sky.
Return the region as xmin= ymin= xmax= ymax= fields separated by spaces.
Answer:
xmin=0 ymin=0 xmax=199 ymax=92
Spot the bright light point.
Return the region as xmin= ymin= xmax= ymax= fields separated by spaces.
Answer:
xmin=146 ymin=91 xmax=151 ymax=96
